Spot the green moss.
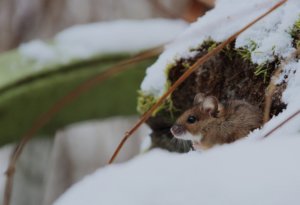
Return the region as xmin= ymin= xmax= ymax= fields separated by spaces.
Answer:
xmin=236 ymin=48 xmax=251 ymax=61
xmin=182 ymin=61 xmax=191 ymax=69
xmin=248 ymin=39 xmax=258 ymax=51
xmin=236 ymin=39 xmax=258 ymax=61
xmin=289 ymin=16 xmax=300 ymax=48
xmin=137 ymin=91 xmax=176 ymax=117
xmin=207 ymin=42 xmax=218 ymax=52
xmin=290 ymin=17 xmax=300 ymax=36
xmin=236 ymin=47 xmax=270 ymax=81
xmin=189 ymin=38 xmax=216 ymax=53
xmin=296 ymin=40 xmax=300 ymax=49
xmin=137 ymin=62 xmax=179 ymax=117
xmin=222 ymin=44 xmax=235 ymax=61
xmin=254 ymin=63 xmax=268 ymax=81
xmin=137 ymin=92 xmax=157 ymax=114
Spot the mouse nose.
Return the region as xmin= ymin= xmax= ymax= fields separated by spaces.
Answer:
xmin=170 ymin=124 xmax=185 ymax=136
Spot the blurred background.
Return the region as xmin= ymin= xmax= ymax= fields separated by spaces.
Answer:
xmin=0 ymin=1 xmax=214 ymax=205
xmin=0 ymin=0 xmax=214 ymax=52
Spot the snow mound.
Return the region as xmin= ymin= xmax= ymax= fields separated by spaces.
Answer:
xmin=141 ymin=0 xmax=300 ymax=97
xmin=19 ymin=19 xmax=188 ymax=65
xmin=54 ymin=135 xmax=300 ymax=205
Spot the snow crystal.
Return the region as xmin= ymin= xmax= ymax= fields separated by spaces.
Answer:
xmin=18 ymin=19 xmax=188 ymax=65
xmin=141 ymin=0 xmax=300 ymax=97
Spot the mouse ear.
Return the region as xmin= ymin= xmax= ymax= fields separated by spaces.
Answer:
xmin=202 ymin=96 xmax=219 ymax=117
xmin=193 ymin=93 xmax=205 ymax=105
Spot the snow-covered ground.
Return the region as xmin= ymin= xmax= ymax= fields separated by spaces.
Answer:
xmin=0 ymin=117 xmax=150 ymax=205
xmin=54 ymin=135 xmax=300 ymax=205
xmin=43 ymin=117 xmax=150 ymax=205
xmin=19 ymin=19 xmax=188 ymax=66
xmin=53 ymin=0 xmax=300 ymax=204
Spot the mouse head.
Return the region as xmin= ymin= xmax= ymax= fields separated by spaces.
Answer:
xmin=170 ymin=93 xmax=224 ymax=141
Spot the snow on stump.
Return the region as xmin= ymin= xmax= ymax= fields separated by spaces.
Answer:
xmin=138 ymin=0 xmax=300 ymax=152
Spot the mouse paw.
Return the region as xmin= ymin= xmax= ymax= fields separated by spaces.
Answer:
xmin=192 ymin=141 xmax=205 ymax=151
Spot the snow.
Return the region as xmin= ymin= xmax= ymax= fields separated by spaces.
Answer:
xmin=18 ymin=19 xmax=188 ymax=65
xmin=236 ymin=1 xmax=299 ymax=64
xmin=53 ymin=58 xmax=300 ymax=205
xmin=54 ymin=135 xmax=300 ymax=205
xmin=0 ymin=145 xmax=12 ymax=199
xmin=53 ymin=70 xmax=300 ymax=205
xmin=19 ymin=40 xmax=57 ymax=64
xmin=53 ymin=1 xmax=300 ymax=204
xmin=141 ymin=0 xmax=300 ymax=97
xmin=243 ymin=58 xmax=300 ymax=141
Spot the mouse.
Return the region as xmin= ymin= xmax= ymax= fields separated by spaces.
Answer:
xmin=170 ymin=93 xmax=262 ymax=151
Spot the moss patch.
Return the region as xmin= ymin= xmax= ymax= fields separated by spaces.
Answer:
xmin=137 ymin=92 xmax=157 ymax=114
xmin=290 ymin=16 xmax=300 ymax=49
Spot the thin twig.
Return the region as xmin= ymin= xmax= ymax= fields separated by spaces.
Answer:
xmin=263 ymin=47 xmax=300 ymax=123
xmin=3 ymin=46 xmax=163 ymax=205
xmin=263 ymin=67 xmax=282 ymax=123
xmin=263 ymin=109 xmax=300 ymax=138
xmin=108 ymin=0 xmax=287 ymax=164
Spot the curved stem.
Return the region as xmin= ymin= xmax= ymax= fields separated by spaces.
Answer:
xmin=3 ymin=46 xmax=162 ymax=205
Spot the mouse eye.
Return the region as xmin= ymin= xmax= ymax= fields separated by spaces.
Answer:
xmin=187 ymin=115 xmax=197 ymax=124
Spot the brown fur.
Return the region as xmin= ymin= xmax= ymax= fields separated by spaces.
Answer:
xmin=172 ymin=94 xmax=262 ymax=149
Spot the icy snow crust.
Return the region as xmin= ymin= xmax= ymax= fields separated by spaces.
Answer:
xmin=141 ymin=0 xmax=300 ymax=97
xmin=19 ymin=19 xmax=188 ymax=65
